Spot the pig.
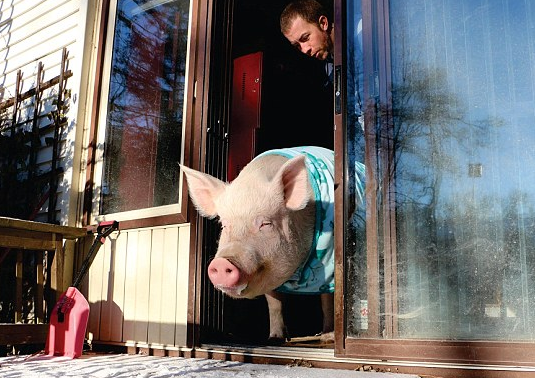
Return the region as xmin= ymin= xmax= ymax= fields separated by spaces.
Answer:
xmin=181 ymin=146 xmax=337 ymax=342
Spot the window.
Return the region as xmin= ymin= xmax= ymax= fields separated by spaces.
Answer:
xmin=94 ymin=0 xmax=192 ymax=222
xmin=342 ymin=0 xmax=535 ymax=365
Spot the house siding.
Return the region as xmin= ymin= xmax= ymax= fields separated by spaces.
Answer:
xmin=0 ymin=0 xmax=89 ymax=224
xmin=1 ymin=0 xmax=193 ymax=350
xmin=86 ymin=223 xmax=191 ymax=348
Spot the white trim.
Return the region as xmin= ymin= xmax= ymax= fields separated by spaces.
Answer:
xmin=95 ymin=203 xmax=182 ymax=223
xmin=91 ymin=0 xmax=118 ymax=224
xmin=90 ymin=0 xmax=193 ymax=224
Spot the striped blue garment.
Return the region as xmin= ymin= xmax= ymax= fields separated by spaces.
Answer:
xmin=255 ymin=147 xmax=365 ymax=294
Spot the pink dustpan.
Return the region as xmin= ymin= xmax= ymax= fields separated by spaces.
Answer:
xmin=45 ymin=221 xmax=119 ymax=358
xmin=45 ymin=287 xmax=90 ymax=358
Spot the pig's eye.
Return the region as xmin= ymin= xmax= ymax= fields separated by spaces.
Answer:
xmin=259 ymin=221 xmax=273 ymax=230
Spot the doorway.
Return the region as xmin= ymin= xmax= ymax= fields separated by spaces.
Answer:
xmin=199 ymin=0 xmax=335 ymax=345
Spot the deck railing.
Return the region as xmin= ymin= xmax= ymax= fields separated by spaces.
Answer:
xmin=0 ymin=217 xmax=87 ymax=351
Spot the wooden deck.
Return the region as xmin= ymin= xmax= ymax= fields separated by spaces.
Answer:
xmin=0 ymin=217 xmax=88 ymax=346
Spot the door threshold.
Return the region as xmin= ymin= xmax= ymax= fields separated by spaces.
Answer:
xmin=283 ymin=335 xmax=335 ymax=348
xmin=195 ymin=343 xmax=379 ymax=372
xmin=198 ymin=342 xmax=336 ymax=361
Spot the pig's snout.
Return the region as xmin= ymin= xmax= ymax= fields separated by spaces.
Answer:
xmin=207 ymin=257 xmax=248 ymax=296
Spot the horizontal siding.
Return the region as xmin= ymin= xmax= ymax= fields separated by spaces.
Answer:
xmin=87 ymin=224 xmax=191 ymax=348
xmin=0 ymin=0 xmax=79 ymax=96
xmin=3 ymin=22 xmax=77 ymax=75
xmin=1 ymin=0 xmax=194 ymax=350
xmin=0 ymin=0 xmax=85 ymax=223
xmin=2 ymin=2 xmax=78 ymax=55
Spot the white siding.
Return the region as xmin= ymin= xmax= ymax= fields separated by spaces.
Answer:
xmin=0 ymin=0 xmax=90 ymax=224
xmin=1 ymin=0 xmax=194 ymax=351
xmin=0 ymin=0 xmax=80 ymax=95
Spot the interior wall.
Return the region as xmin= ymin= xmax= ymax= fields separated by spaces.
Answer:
xmin=232 ymin=0 xmax=334 ymax=153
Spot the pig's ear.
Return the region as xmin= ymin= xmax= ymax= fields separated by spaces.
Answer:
xmin=181 ymin=165 xmax=226 ymax=218
xmin=275 ymin=155 xmax=310 ymax=211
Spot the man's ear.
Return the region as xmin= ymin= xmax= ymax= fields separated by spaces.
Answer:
xmin=319 ymin=15 xmax=329 ymax=31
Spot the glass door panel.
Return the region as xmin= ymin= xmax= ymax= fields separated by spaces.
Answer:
xmin=345 ymin=0 xmax=535 ymax=341
xmin=97 ymin=0 xmax=191 ymax=216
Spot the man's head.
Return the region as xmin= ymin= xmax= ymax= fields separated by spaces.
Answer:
xmin=280 ymin=0 xmax=333 ymax=61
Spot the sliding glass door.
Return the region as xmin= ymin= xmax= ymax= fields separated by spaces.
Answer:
xmin=341 ymin=0 xmax=535 ymax=363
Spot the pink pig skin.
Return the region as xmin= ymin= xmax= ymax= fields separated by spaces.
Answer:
xmin=182 ymin=153 xmax=334 ymax=341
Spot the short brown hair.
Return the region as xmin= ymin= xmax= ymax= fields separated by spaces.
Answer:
xmin=280 ymin=0 xmax=327 ymax=34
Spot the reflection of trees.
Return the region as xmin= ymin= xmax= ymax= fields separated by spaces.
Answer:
xmin=500 ymin=191 xmax=535 ymax=336
xmin=390 ymin=64 xmax=504 ymax=208
xmin=390 ymin=66 xmax=481 ymax=334
xmin=101 ymin=2 xmax=189 ymax=213
xmin=425 ymin=189 xmax=535 ymax=339
xmin=383 ymin=62 xmax=535 ymax=339
xmin=345 ymin=41 xmax=367 ymax=336
xmin=344 ymin=2 xmax=535 ymax=341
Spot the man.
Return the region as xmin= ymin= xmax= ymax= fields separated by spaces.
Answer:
xmin=280 ymin=0 xmax=334 ymax=85
xmin=280 ymin=0 xmax=333 ymax=61
xmin=281 ymin=0 xmax=364 ymax=126
xmin=281 ymin=0 xmax=365 ymax=231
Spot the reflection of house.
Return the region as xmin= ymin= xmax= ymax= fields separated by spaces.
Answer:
xmin=2 ymin=1 xmax=535 ymax=377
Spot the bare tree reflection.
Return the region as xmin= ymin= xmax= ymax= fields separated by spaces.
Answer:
xmin=101 ymin=2 xmax=188 ymax=213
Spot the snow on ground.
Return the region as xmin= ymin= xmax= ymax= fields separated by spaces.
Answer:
xmin=0 ymin=353 xmax=418 ymax=378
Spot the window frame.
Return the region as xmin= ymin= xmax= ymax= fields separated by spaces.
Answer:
xmin=85 ymin=0 xmax=199 ymax=230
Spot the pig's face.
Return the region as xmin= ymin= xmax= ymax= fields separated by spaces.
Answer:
xmin=182 ymin=154 xmax=315 ymax=299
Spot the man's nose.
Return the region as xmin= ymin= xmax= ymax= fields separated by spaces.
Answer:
xmin=300 ymin=42 xmax=312 ymax=56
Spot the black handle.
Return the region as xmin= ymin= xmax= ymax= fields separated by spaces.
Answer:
xmin=72 ymin=221 xmax=119 ymax=288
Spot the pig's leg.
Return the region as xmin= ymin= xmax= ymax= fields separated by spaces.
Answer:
xmin=265 ymin=291 xmax=288 ymax=342
xmin=320 ymin=293 xmax=335 ymax=342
